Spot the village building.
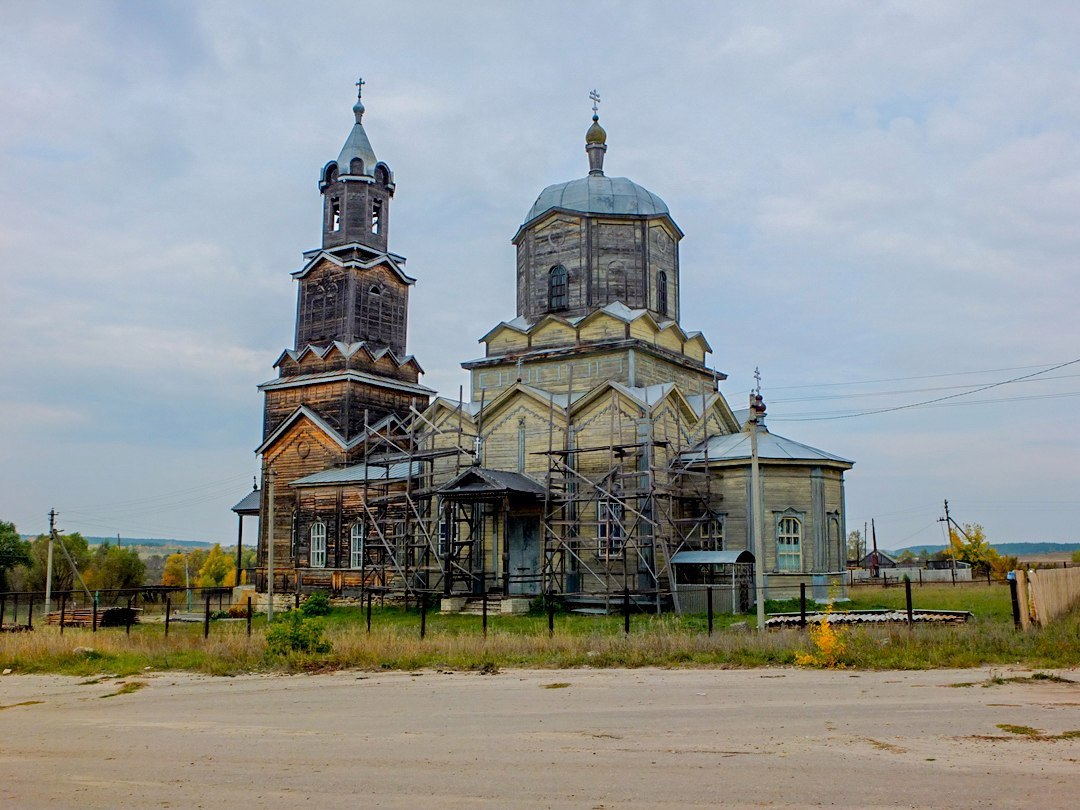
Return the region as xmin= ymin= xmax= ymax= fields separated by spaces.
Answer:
xmin=252 ymin=83 xmax=854 ymax=611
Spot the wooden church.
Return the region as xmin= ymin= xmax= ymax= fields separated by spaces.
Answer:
xmin=251 ymin=82 xmax=854 ymax=612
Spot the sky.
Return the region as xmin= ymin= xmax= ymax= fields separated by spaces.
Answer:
xmin=1 ymin=1 xmax=1078 ymax=549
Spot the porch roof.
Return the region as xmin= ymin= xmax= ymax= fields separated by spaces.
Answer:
xmin=670 ymin=549 xmax=755 ymax=565
xmin=438 ymin=467 xmax=547 ymax=499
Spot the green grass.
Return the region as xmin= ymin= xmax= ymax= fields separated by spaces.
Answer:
xmin=843 ymin=582 xmax=1013 ymax=621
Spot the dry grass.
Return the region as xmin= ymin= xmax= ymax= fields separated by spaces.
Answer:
xmin=2 ymin=603 xmax=1078 ymax=676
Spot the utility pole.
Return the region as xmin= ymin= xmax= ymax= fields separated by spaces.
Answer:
xmin=267 ymin=468 xmax=276 ymax=622
xmin=870 ymin=518 xmax=879 ymax=578
xmin=749 ymin=391 xmax=767 ymax=632
xmin=45 ymin=509 xmax=56 ymax=610
xmin=942 ymin=499 xmax=958 ymax=581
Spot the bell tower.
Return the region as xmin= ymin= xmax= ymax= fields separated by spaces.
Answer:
xmin=318 ymin=77 xmax=394 ymax=254
xmin=259 ymin=79 xmax=432 ymax=447
xmin=293 ymin=79 xmax=411 ymax=355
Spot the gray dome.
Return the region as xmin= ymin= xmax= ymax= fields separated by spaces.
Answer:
xmin=525 ymin=175 xmax=669 ymax=223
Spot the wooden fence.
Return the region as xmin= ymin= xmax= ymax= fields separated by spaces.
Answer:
xmin=1014 ymin=567 xmax=1080 ymax=628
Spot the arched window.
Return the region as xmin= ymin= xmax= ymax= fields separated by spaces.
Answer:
xmin=350 ymin=523 xmax=365 ymax=569
xmin=657 ymin=271 xmax=668 ymax=316
xmin=375 ymin=165 xmax=390 ymax=185
xmin=549 ymin=265 xmax=568 ymax=311
xmin=350 ymin=157 xmax=364 ymax=175
xmin=323 ymin=163 xmax=339 ymax=184
xmin=776 ymin=516 xmax=802 ymax=572
xmin=310 ymin=521 xmax=327 ymax=568
xmin=369 ymin=284 xmax=382 ymax=297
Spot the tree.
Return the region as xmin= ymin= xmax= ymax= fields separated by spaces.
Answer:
xmin=0 ymin=521 xmax=31 ymax=592
xmin=197 ymin=544 xmax=235 ymax=588
xmin=1072 ymin=550 xmax=1080 ymax=564
xmin=24 ymin=532 xmax=91 ymax=592
xmin=84 ymin=543 xmax=145 ymax=596
xmin=846 ymin=530 xmax=863 ymax=563
xmin=162 ymin=553 xmax=192 ymax=587
xmin=948 ymin=523 xmax=999 ymax=574
xmin=896 ymin=549 xmax=916 ymax=564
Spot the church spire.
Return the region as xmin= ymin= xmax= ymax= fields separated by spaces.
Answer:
xmin=586 ymin=89 xmax=607 ymax=176
xmin=319 ymin=78 xmax=394 ymax=253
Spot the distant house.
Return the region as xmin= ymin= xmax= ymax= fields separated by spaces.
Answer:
xmin=860 ymin=551 xmax=898 ymax=569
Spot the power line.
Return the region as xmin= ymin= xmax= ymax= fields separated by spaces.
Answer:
xmin=770 ymin=359 xmax=1080 ymax=422
xmin=761 ymin=361 xmax=1071 ymax=392
xmin=769 ymin=372 xmax=1080 ymax=404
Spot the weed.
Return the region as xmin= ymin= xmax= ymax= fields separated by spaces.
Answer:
xmin=101 ymin=681 xmax=147 ymax=698
xmin=795 ymin=604 xmax=847 ymax=668
xmin=265 ymin=611 xmax=331 ymax=655
xmin=543 ymin=682 xmax=571 ymax=689
xmin=299 ymin=591 xmax=331 ymax=617
xmin=997 ymin=724 xmax=1042 ymax=737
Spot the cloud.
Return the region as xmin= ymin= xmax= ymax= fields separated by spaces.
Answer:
xmin=1 ymin=1 xmax=1077 ymax=542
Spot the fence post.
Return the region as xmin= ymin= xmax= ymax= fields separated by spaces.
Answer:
xmin=0 ymin=593 xmax=5 ymax=628
xmin=27 ymin=594 xmax=34 ymax=630
xmin=482 ymin=591 xmax=488 ymax=638
xmin=905 ymin=578 xmax=913 ymax=629
xmin=707 ymin=585 xmax=714 ymax=637
xmin=165 ymin=597 xmax=171 ymax=637
xmin=203 ymin=593 xmax=211 ymax=639
xmin=623 ymin=587 xmax=631 ymax=636
xmin=1008 ymin=576 xmax=1021 ymax=630
xmin=799 ymin=583 xmax=806 ymax=630
xmin=59 ymin=593 xmax=67 ymax=635
xmin=247 ymin=596 xmax=253 ymax=637
xmin=125 ymin=596 xmax=132 ymax=635
xmin=294 ymin=591 xmax=300 ymax=611
xmin=366 ymin=591 xmax=372 ymax=634
xmin=420 ymin=592 xmax=428 ymax=640
xmin=546 ymin=589 xmax=555 ymax=637
xmin=92 ymin=594 xmax=98 ymax=632
xmin=987 ymin=568 xmax=992 ymax=586
xmin=12 ymin=594 xmax=18 ymax=626
xmin=919 ymin=569 xmax=923 ymax=586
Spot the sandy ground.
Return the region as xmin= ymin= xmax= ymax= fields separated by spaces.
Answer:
xmin=1 ymin=666 xmax=1078 ymax=809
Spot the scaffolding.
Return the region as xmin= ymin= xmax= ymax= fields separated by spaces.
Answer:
xmin=264 ymin=383 xmax=733 ymax=613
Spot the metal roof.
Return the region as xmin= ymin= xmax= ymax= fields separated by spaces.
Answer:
xmin=670 ymin=550 xmax=755 ymax=565
xmin=680 ymin=428 xmax=853 ymax=466
xmin=438 ymin=467 xmax=547 ymax=497
xmin=291 ymin=460 xmax=421 ymax=487
xmin=231 ymin=489 xmax=261 ymax=515
xmin=525 ymin=175 xmax=670 ymax=223
xmin=336 ymin=112 xmax=378 ymax=178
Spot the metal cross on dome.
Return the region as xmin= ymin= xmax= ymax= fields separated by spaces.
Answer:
xmin=753 ymin=366 xmax=762 ymax=396
xmin=589 ymin=89 xmax=601 ymax=115
xmin=356 ymin=76 xmax=365 ymax=98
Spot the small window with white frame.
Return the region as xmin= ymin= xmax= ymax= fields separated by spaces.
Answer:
xmin=597 ymin=499 xmax=625 ymax=558
xmin=310 ymin=521 xmax=327 ymax=568
xmin=776 ymin=516 xmax=802 ymax=572
xmin=350 ymin=523 xmax=365 ymax=569
xmin=692 ymin=516 xmax=724 ymax=551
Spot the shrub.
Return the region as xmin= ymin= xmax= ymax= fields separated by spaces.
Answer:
xmin=299 ymin=591 xmax=331 ymax=617
xmin=265 ymin=611 xmax=332 ymax=655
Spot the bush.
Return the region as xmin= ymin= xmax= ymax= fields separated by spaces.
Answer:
xmin=265 ymin=611 xmax=332 ymax=655
xmin=299 ymin=591 xmax=331 ymax=617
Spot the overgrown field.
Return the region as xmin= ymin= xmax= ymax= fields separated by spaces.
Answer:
xmin=2 ymin=584 xmax=1076 ymax=676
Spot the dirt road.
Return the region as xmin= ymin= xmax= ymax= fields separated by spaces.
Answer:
xmin=1 ymin=667 xmax=1077 ymax=808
